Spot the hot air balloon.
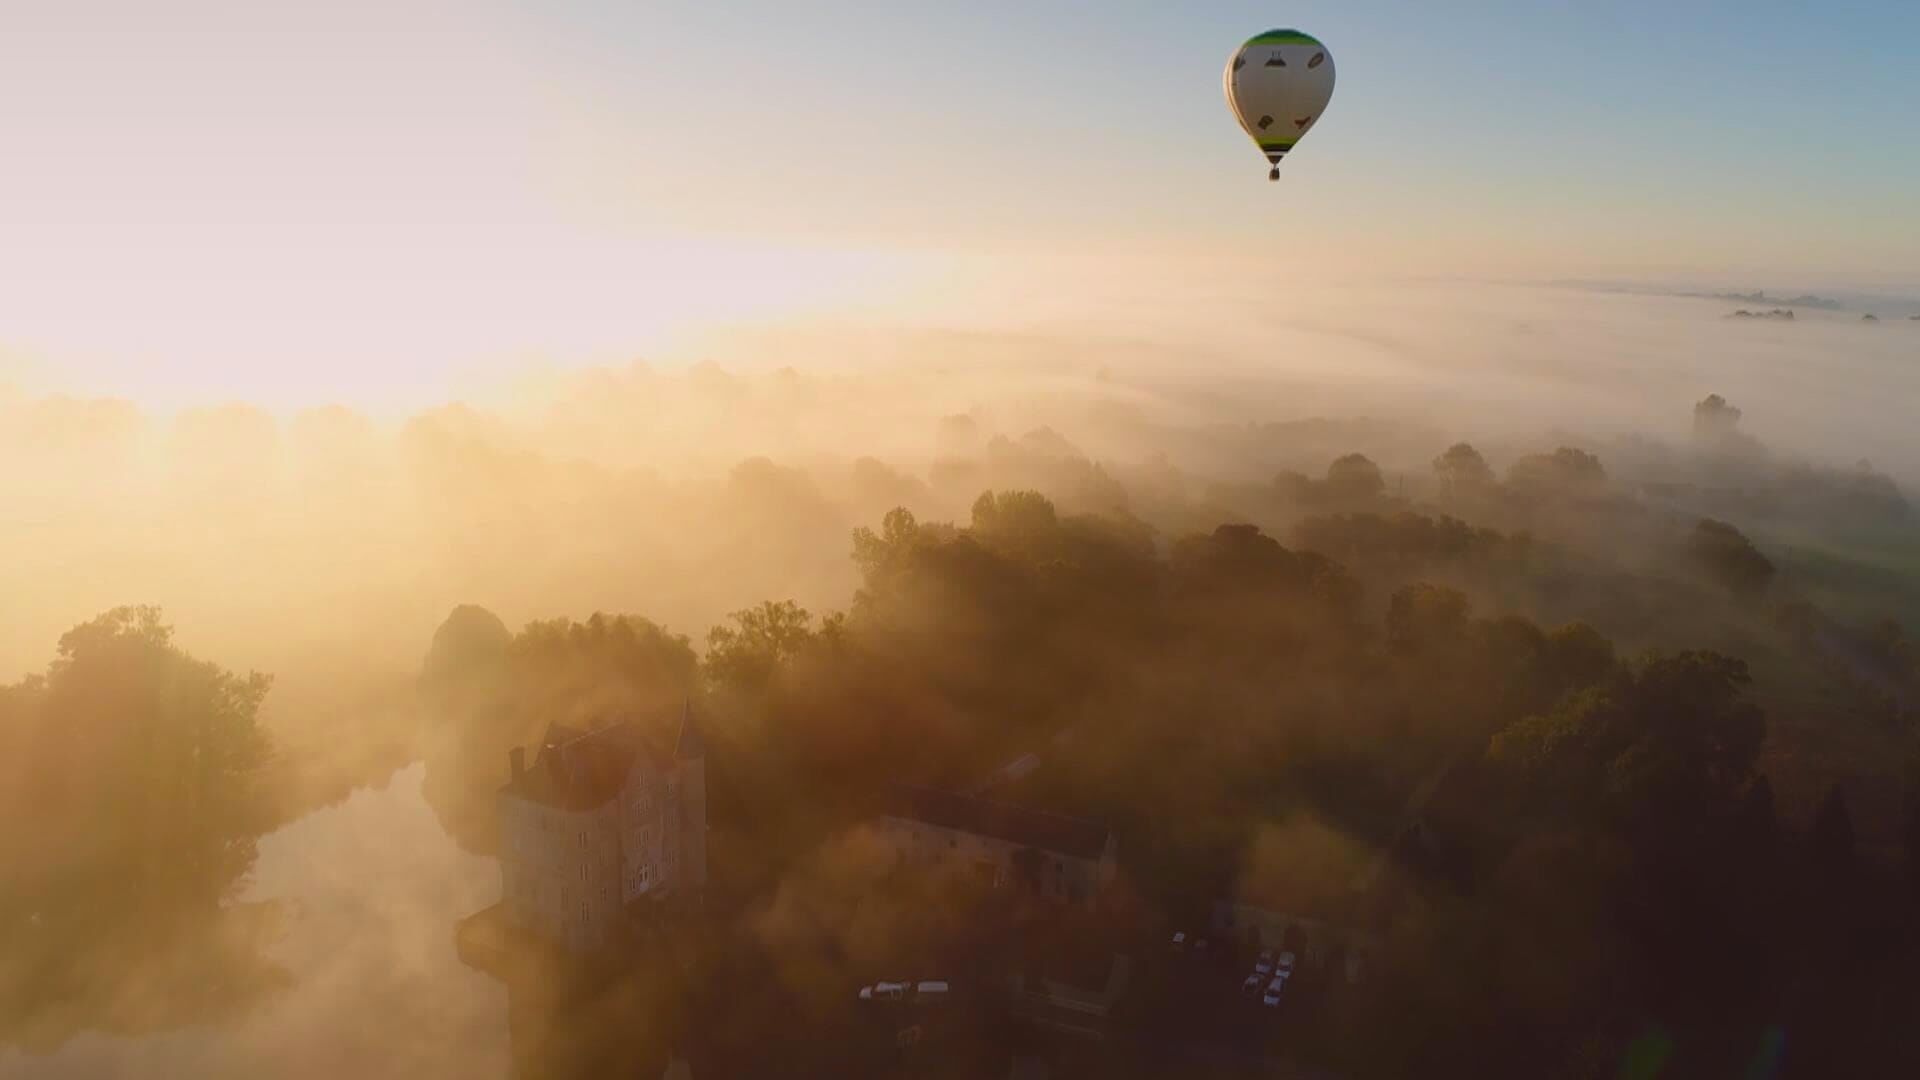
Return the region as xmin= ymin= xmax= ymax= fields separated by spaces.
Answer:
xmin=1224 ymin=29 xmax=1336 ymax=181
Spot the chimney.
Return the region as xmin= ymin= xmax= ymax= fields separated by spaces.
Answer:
xmin=509 ymin=746 xmax=525 ymax=781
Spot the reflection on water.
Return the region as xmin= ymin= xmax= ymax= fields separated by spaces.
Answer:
xmin=4 ymin=763 xmax=511 ymax=1080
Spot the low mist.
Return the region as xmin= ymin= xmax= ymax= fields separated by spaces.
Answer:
xmin=8 ymin=278 xmax=1916 ymax=682
xmin=5 ymin=276 xmax=1919 ymax=1078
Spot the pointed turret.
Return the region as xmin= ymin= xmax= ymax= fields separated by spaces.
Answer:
xmin=673 ymin=699 xmax=706 ymax=760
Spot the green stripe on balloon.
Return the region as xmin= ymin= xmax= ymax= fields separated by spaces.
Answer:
xmin=1247 ymin=30 xmax=1322 ymax=47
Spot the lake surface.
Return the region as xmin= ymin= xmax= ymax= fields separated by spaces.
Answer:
xmin=3 ymin=763 xmax=511 ymax=1080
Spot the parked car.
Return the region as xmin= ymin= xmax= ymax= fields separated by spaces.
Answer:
xmin=1241 ymin=972 xmax=1264 ymax=993
xmin=1262 ymin=977 xmax=1286 ymax=1007
xmin=915 ymin=980 xmax=950 ymax=1002
xmin=1170 ymin=930 xmax=1188 ymax=950
xmin=859 ymin=981 xmax=910 ymax=1002
xmin=1254 ymin=950 xmax=1275 ymax=976
xmin=1276 ymin=951 xmax=1297 ymax=975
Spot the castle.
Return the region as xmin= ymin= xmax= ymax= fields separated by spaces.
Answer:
xmin=492 ymin=703 xmax=1122 ymax=953
xmin=496 ymin=703 xmax=707 ymax=950
xmin=875 ymin=784 xmax=1117 ymax=908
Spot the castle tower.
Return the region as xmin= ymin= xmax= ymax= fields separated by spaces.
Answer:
xmin=673 ymin=700 xmax=707 ymax=898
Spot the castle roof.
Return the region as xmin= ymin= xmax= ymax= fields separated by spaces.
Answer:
xmin=503 ymin=702 xmax=701 ymax=812
xmin=883 ymin=784 xmax=1110 ymax=861
xmin=673 ymin=700 xmax=706 ymax=760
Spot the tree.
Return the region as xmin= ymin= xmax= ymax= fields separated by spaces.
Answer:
xmin=1274 ymin=469 xmax=1319 ymax=505
xmin=1685 ymin=519 xmax=1775 ymax=596
xmin=1540 ymin=623 xmax=1619 ymax=697
xmin=1491 ymin=651 xmax=1764 ymax=826
xmin=1433 ymin=442 xmax=1495 ymax=496
xmin=1692 ymin=394 xmax=1743 ymax=440
xmin=969 ymin=490 xmax=1059 ymax=549
xmin=1387 ymin=583 xmax=1471 ymax=653
xmin=21 ymin=607 xmax=273 ymax=911
xmin=0 ymin=607 xmax=275 ymax=1042
xmin=706 ymin=601 xmax=818 ymax=691
xmin=1325 ymin=453 xmax=1387 ymax=502
xmin=1507 ymin=447 xmax=1608 ymax=498
xmin=852 ymin=506 xmax=922 ymax=579
xmin=935 ymin=413 xmax=980 ymax=454
xmin=419 ymin=603 xmax=511 ymax=691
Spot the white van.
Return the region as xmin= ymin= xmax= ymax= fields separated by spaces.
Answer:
xmin=914 ymin=980 xmax=950 ymax=1002
xmin=859 ymin=981 xmax=909 ymax=1001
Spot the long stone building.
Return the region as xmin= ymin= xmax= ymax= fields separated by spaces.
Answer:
xmin=876 ymin=784 xmax=1117 ymax=907
xmin=496 ymin=703 xmax=707 ymax=950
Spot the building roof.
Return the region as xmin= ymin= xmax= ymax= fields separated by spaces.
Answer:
xmin=502 ymin=702 xmax=702 ymax=812
xmin=883 ymin=784 xmax=1110 ymax=861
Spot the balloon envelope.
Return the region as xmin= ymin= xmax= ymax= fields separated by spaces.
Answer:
xmin=1224 ymin=29 xmax=1336 ymax=178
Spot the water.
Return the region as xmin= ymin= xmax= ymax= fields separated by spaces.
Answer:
xmin=3 ymin=763 xmax=511 ymax=1080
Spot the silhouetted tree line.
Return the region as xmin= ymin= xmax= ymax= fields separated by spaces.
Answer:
xmin=12 ymin=380 xmax=1920 ymax=1073
xmin=411 ymin=481 xmax=1920 ymax=1076
xmin=0 ymin=607 xmax=282 ymax=1048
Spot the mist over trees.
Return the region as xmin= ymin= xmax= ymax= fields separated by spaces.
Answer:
xmin=8 ymin=362 xmax=1920 ymax=1075
xmin=402 ymin=472 xmax=1920 ymax=1076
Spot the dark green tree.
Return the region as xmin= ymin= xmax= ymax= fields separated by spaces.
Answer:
xmin=968 ymin=490 xmax=1060 ymax=553
xmin=706 ymin=601 xmax=819 ymax=692
xmin=1388 ymin=583 xmax=1472 ymax=653
xmin=1492 ymin=651 xmax=1764 ymax=826
xmin=1507 ymin=447 xmax=1608 ymax=498
xmin=1326 ymin=453 xmax=1387 ymax=502
xmin=1433 ymin=442 xmax=1495 ymax=495
xmin=1685 ymin=518 xmax=1775 ymax=596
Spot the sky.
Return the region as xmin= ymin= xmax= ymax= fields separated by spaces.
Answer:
xmin=2 ymin=0 xmax=1917 ymax=409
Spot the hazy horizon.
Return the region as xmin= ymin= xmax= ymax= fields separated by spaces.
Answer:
xmin=5 ymin=2 xmax=1918 ymax=412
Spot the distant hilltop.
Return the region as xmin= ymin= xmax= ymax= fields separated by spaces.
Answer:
xmin=1559 ymin=280 xmax=1920 ymax=317
xmin=1727 ymin=308 xmax=1796 ymax=321
xmin=1702 ymin=290 xmax=1843 ymax=310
